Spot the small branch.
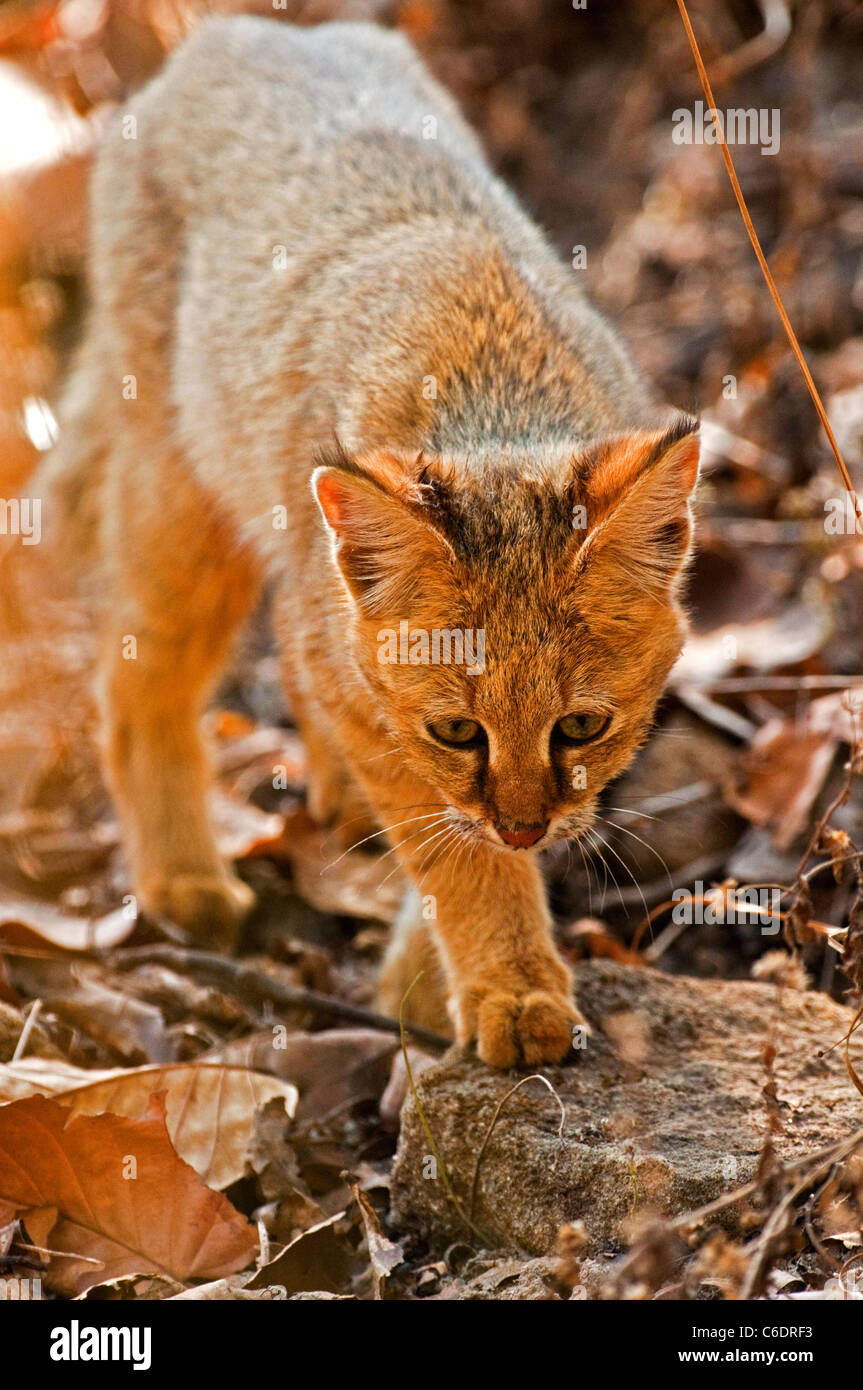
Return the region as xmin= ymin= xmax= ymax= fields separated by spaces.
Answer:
xmin=674 ymin=686 xmax=757 ymax=741
xmin=610 ymin=1124 xmax=863 ymax=1293
xmin=706 ymin=0 xmax=792 ymax=89
xmin=697 ymin=677 xmax=863 ymax=694
xmin=109 ymin=944 xmax=450 ymax=1053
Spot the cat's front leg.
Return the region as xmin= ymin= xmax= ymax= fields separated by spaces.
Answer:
xmin=395 ymin=831 xmax=585 ymax=1067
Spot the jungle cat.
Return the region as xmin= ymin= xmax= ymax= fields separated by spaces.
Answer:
xmin=44 ymin=16 xmax=699 ymax=1066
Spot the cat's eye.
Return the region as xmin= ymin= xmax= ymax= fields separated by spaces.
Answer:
xmin=555 ymin=711 xmax=610 ymax=745
xmin=427 ymin=718 xmax=483 ymax=747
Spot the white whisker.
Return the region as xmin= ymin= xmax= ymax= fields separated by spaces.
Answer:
xmin=599 ymin=815 xmax=672 ymax=886
xmin=322 ymin=810 xmax=444 ymax=871
xmin=417 ymin=825 xmax=464 ymax=888
xmin=359 ymin=746 xmax=405 ymax=763
xmin=574 ymin=836 xmax=594 ymax=917
xmin=590 ymin=825 xmax=650 ymax=927
xmin=375 ymin=815 xmax=454 ymax=889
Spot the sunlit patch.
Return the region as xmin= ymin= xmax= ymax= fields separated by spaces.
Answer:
xmin=0 ymin=59 xmax=87 ymax=177
xmin=20 ymin=395 xmax=58 ymax=451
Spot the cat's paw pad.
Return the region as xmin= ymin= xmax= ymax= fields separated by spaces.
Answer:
xmin=458 ymin=986 xmax=585 ymax=1068
xmin=141 ymin=872 xmax=256 ymax=948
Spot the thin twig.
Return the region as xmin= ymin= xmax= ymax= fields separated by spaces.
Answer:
xmin=469 ymin=1074 xmax=566 ymax=1222
xmin=11 ymin=997 xmax=42 ymax=1062
xmin=706 ymin=0 xmax=792 ymax=89
xmin=676 ymin=0 xmax=862 ymax=524
xmin=398 ymin=974 xmax=491 ymax=1245
xmin=611 ymin=1124 xmax=863 ymax=1291
xmin=109 ymin=944 xmax=450 ymax=1052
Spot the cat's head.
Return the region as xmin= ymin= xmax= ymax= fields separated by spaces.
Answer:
xmin=312 ymin=418 xmax=699 ymax=854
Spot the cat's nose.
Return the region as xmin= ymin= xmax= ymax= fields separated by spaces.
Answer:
xmin=495 ymin=821 xmax=548 ymax=848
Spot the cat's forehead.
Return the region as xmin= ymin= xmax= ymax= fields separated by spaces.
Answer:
xmin=427 ymin=458 xmax=576 ymax=566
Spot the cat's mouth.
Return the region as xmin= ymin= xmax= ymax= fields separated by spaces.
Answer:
xmin=494 ymin=822 xmax=548 ymax=849
xmin=444 ymin=807 xmax=596 ymax=853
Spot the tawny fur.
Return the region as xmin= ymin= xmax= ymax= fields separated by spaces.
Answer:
xmin=41 ymin=17 xmax=699 ymax=1066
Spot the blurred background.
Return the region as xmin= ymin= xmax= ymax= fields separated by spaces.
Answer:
xmin=0 ymin=0 xmax=862 ymax=1007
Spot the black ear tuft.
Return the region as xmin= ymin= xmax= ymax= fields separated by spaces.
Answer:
xmin=641 ymin=414 xmax=700 ymax=473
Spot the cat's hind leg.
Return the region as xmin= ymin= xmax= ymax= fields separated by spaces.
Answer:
xmin=377 ymin=886 xmax=452 ymax=1036
xmin=273 ymin=600 xmax=380 ymax=845
xmin=100 ymin=448 xmax=261 ymax=947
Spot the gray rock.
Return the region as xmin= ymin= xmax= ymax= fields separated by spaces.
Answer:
xmin=391 ymin=960 xmax=863 ymax=1255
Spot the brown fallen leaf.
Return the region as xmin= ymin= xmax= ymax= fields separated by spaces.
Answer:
xmin=209 ymin=789 xmax=285 ymax=862
xmin=0 ymin=1094 xmax=256 ymax=1295
xmin=244 ymin=1103 xmax=345 ymax=1244
xmin=0 ymin=896 xmax=135 ymax=953
xmin=247 ymin=1212 xmax=356 ymax=1297
xmin=264 ymin=1188 xmax=328 ymax=1245
xmin=560 ymin=916 xmax=645 ymax=965
xmin=209 ymin=718 xmax=306 ymax=788
xmin=724 ymin=718 xmax=839 ymax=851
xmin=0 ymin=1056 xmax=91 ymax=1100
xmin=0 ymin=1059 xmax=298 ymax=1190
xmin=244 ymin=1097 xmax=310 ymax=1205
xmin=212 ymin=1027 xmax=397 ymax=1121
xmin=80 ymin=1273 xmax=185 ymax=1300
xmin=805 ymin=689 xmax=863 ymax=744
xmin=351 ymin=1182 xmax=404 ymax=1298
xmin=7 ymin=958 xmax=171 ymax=1062
xmin=671 ymin=602 xmax=832 ymax=686
xmin=169 ymin=1275 xmax=281 ymax=1300
xmin=271 ymin=807 xmax=404 ymax=923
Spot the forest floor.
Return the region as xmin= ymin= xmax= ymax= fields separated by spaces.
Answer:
xmin=0 ymin=0 xmax=861 ymax=1300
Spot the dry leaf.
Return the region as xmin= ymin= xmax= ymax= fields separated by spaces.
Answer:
xmin=0 ymin=1094 xmax=256 ymax=1295
xmin=213 ymin=1027 xmax=397 ymax=1121
xmin=209 ymin=789 xmax=285 ymax=862
xmin=351 ymin=1182 xmax=404 ymax=1297
xmin=210 ymin=720 xmax=306 ymax=786
xmin=561 ymin=916 xmax=645 ymax=964
xmin=0 ymin=1059 xmax=298 ymax=1189
xmin=79 ymin=1272 xmax=185 ymax=1300
xmin=0 ymin=1056 xmax=93 ymax=1101
xmin=0 ymin=897 xmax=135 ymax=953
xmin=671 ymin=603 xmax=831 ymax=686
xmin=274 ymin=807 xmax=404 ymax=923
xmin=169 ymin=1275 xmax=281 ymax=1299
xmin=7 ymin=958 xmax=171 ymax=1062
xmin=724 ymin=719 xmax=838 ymax=850
xmin=247 ymin=1212 xmax=355 ymax=1297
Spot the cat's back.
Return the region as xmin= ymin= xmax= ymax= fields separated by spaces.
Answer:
xmin=130 ymin=16 xmax=491 ymax=211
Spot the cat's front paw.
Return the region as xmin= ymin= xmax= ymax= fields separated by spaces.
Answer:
xmin=453 ymin=982 xmax=587 ymax=1068
xmin=140 ymin=871 xmax=256 ymax=950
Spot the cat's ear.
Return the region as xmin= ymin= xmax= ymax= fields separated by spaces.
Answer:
xmin=312 ymin=445 xmax=456 ymax=613
xmin=568 ymin=416 xmax=700 ymax=619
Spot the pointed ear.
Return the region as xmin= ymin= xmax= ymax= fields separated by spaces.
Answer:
xmin=312 ymin=446 xmax=456 ymax=614
xmin=569 ymin=417 xmax=700 ymax=621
